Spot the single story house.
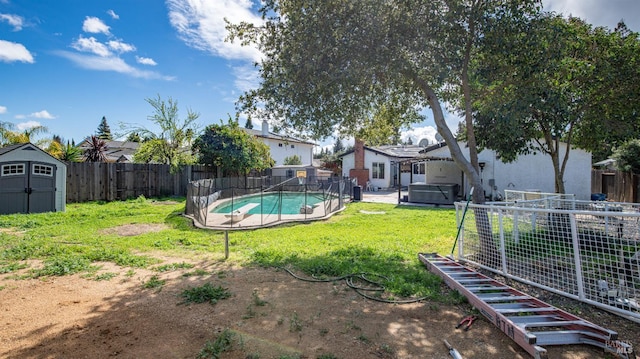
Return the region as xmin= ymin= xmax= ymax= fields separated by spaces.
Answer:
xmin=340 ymin=140 xmax=429 ymax=190
xmin=341 ymin=139 xmax=592 ymax=200
xmin=244 ymin=121 xmax=316 ymax=166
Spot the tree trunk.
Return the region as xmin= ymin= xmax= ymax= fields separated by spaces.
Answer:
xmin=407 ymin=69 xmax=499 ymax=264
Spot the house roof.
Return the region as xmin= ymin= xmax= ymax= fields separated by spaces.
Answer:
xmin=340 ymin=143 xmax=451 ymax=162
xmin=340 ymin=144 xmax=423 ymax=158
xmin=243 ymin=128 xmax=316 ymax=146
xmin=593 ymin=158 xmax=616 ymax=168
xmin=78 ymin=139 xmax=140 ymax=162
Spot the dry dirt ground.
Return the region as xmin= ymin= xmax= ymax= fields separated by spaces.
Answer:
xmin=1 ymin=225 xmax=638 ymax=359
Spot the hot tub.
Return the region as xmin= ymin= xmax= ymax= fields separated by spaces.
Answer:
xmin=408 ymin=183 xmax=459 ymax=205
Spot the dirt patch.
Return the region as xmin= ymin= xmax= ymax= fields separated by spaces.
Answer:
xmin=0 ymin=228 xmax=26 ymax=237
xmin=1 ymin=259 xmax=636 ymax=359
xmin=102 ymin=223 xmax=169 ymax=237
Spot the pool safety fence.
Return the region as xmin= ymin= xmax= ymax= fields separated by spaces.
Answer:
xmin=185 ymin=176 xmax=352 ymax=229
xmin=455 ymin=193 xmax=640 ymax=323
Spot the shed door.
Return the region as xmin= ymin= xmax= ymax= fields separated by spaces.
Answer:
xmin=0 ymin=161 xmax=57 ymax=214
xmin=0 ymin=162 xmax=28 ymax=214
xmin=28 ymin=162 xmax=57 ymax=213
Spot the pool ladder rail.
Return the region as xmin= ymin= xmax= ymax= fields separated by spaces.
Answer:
xmin=418 ymin=253 xmax=634 ymax=359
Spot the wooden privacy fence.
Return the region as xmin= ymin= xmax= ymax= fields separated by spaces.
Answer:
xmin=65 ymin=162 xmax=216 ymax=203
xmin=591 ymin=169 xmax=640 ymax=203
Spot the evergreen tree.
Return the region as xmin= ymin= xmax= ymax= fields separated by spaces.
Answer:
xmin=332 ymin=139 xmax=345 ymax=154
xmin=244 ymin=118 xmax=254 ymax=129
xmin=97 ymin=116 xmax=113 ymax=140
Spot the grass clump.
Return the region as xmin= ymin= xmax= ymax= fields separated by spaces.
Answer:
xmin=33 ymin=255 xmax=95 ymax=277
xmin=179 ymin=283 xmax=232 ymax=305
xmin=94 ymin=272 xmax=118 ymax=281
xmin=196 ymin=328 xmax=236 ymax=359
xmin=0 ymin=261 xmax=28 ymax=274
xmin=143 ymin=275 xmax=165 ymax=290
xmin=153 ymin=262 xmax=194 ymax=272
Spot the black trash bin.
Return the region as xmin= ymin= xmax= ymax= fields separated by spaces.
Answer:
xmin=353 ymin=185 xmax=362 ymax=201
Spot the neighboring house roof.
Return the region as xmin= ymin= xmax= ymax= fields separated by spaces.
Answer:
xmin=593 ymin=158 xmax=616 ymax=168
xmin=78 ymin=139 xmax=140 ymax=163
xmin=243 ymin=128 xmax=316 ymax=146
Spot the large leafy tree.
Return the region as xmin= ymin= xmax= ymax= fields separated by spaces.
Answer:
xmin=612 ymin=139 xmax=640 ymax=174
xmin=357 ymin=97 xmax=424 ymax=146
xmin=125 ymin=95 xmax=200 ymax=171
xmin=571 ymin=22 xmax=640 ymax=161
xmin=473 ymin=14 xmax=640 ymax=193
xmin=229 ymin=0 xmax=540 ymax=205
xmin=192 ymin=120 xmax=274 ymax=176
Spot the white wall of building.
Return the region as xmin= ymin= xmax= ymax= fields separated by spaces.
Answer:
xmin=341 ymin=149 xmax=395 ymax=189
xmin=428 ymin=141 xmax=592 ymax=200
xmin=261 ymin=137 xmax=314 ymax=166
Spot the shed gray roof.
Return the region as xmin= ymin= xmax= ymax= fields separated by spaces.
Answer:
xmin=0 ymin=143 xmax=25 ymax=156
xmin=0 ymin=142 xmax=66 ymax=164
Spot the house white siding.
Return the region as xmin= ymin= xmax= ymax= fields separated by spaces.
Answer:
xmin=261 ymin=137 xmax=314 ymax=166
xmin=428 ymin=141 xmax=592 ymax=200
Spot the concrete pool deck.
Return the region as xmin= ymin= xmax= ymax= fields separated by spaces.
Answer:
xmin=360 ymin=189 xmax=455 ymax=208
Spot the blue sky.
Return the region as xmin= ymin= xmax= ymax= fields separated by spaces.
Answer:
xmin=1 ymin=0 xmax=638 ymax=148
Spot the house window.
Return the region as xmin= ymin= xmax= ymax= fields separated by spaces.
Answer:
xmin=278 ymin=143 xmax=283 ymax=147
xmin=372 ymin=162 xmax=385 ymax=179
xmin=1 ymin=163 xmax=25 ymax=176
xmin=286 ymin=169 xmax=294 ymax=178
xmin=413 ymin=163 xmax=425 ymax=175
xmin=33 ymin=164 xmax=54 ymax=176
xmin=291 ymin=144 xmax=295 ymax=148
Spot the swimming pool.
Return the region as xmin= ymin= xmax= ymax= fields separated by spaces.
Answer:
xmin=210 ymin=192 xmax=326 ymax=215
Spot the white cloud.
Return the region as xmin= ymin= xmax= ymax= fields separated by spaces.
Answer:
xmin=231 ymin=63 xmax=260 ymax=92
xmin=29 ymin=110 xmax=55 ymax=119
xmin=0 ymin=13 xmax=24 ymax=31
xmin=401 ymin=126 xmax=438 ymax=146
xmin=17 ymin=120 xmax=42 ymax=131
xmin=72 ymin=36 xmax=111 ymax=57
xmin=543 ymin=0 xmax=640 ymax=31
xmin=136 ymin=56 xmax=157 ymax=66
xmin=166 ymin=0 xmax=263 ymax=62
xmin=56 ymin=51 xmax=175 ymax=80
xmin=108 ymin=39 xmax=136 ymax=53
xmin=0 ymin=105 xmax=7 ymax=114
xmin=107 ymin=10 xmax=119 ymax=20
xmin=0 ymin=40 xmax=34 ymax=63
xmin=82 ymin=16 xmax=110 ymax=34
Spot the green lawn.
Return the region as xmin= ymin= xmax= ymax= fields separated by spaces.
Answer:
xmin=0 ymin=197 xmax=459 ymax=301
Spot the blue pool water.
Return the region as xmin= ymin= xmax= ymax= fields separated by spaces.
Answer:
xmin=210 ymin=192 xmax=325 ymax=215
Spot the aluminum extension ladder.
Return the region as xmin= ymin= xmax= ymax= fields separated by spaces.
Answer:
xmin=418 ymin=253 xmax=634 ymax=359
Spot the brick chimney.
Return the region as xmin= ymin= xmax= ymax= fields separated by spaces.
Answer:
xmin=349 ymin=138 xmax=369 ymax=186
